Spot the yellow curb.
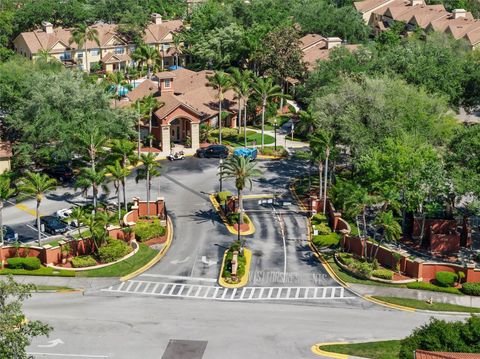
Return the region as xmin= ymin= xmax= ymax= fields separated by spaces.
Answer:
xmin=311 ymin=343 xmax=350 ymax=359
xmin=289 ymin=183 xmax=348 ymax=288
xmin=218 ymin=248 xmax=252 ymax=288
xmin=243 ymin=194 xmax=276 ymax=199
xmin=209 ymin=194 xmax=256 ymax=235
xmin=363 ymin=295 xmax=416 ymax=312
xmin=120 ymin=215 xmax=174 ymax=281
xmin=257 ymin=154 xmax=285 ymax=160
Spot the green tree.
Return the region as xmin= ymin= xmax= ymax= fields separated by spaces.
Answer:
xmin=133 ymin=45 xmax=160 ymax=78
xmin=107 ymin=71 xmax=128 ymax=107
xmin=109 ymin=139 xmax=136 ymax=211
xmin=76 ymin=127 xmax=107 ymax=172
xmin=139 ymin=95 xmax=162 ymax=148
xmin=220 ymin=155 xmax=260 ymax=225
xmin=252 ymin=77 xmax=284 ymax=148
xmin=135 ymin=153 xmax=161 ymax=217
xmin=207 ymin=71 xmax=232 ymax=144
xmin=75 ymin=168 xmax=108 ymax=211
xmin=0 ymin=176 xmax=15 ymax=247
xmin=106 ymin=161 xmax=131 ymax=221
xmin=310 ymin=130 xmax=334 ymax=214
xmin=0 ymin=276 xmax=52 ymax=359
xmin=69 ymin=23 xmax=100 ymax=73
xmin=372 ymin=210 xmax=402 ymax=259
xmin=18 ymin=172 xmax=56 ymax=246
xmin=68 ymin=206 xmax=85 ymax=241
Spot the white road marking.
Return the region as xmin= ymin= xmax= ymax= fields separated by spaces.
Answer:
xmin=170 ymin=256 xmax=190 ymax=265
xmin=38 ymin=339 xmax=64 ymax=348
xmin=139 ymin=273 xmax=217 ymax=283
xmin=272 ymin=205 xmax=287 ymax=282
xmin=103 ymin=280 xmax=354 ymax=301
xmin=28 ymin=353 xmax=108 ymax=358
xmin=201 ymin=256 xmax=217 ymax=266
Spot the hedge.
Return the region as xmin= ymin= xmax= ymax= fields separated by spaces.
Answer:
xmin=311 ymin=213 xmax=327 ymax=225
xmin=227 ymin=212 xmax=250 ymax=225
xmin=314 ymin=222 xmax=332 ymax=235
xmin=98 ymin=239 xmax=132 ymax=263
xmin=461 ymin=282 xmax=480 ymax=296
xmin=7 ymin=257 xmax=41 ymax=270
xmin=135 ymin=219 xmax=166 ymax=242
xmin=436 ymin=271 xmax=458 ymax=287
xmin=406 ymin=281 xmax=462 ymax=295
xmin=71 ymin=255 xmax=97 ymax=268
xmin=372 ymin=269 xmax=394 ymax=280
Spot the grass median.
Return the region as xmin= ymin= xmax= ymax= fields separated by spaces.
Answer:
xmin=373 ymin=296 xmax=480 ymax=313
xmin=319 ymin=340 xmax=401 ymax=359
xmin=77 ymin=243 xmax=158 ymax=277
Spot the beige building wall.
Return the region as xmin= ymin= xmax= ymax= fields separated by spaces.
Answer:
xmin=0 ymin=159 xmax=11 ymax=174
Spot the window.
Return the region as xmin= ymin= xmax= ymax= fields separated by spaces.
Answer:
xmin=130 ymin=46 xmax=136 ymax=53
xmin=77 ymin=52 xmax=83 ymax=59
xmin=164 ymin=79 xmax=171 ymax=88
xmin=90 ymin=48 xmax=100 ymax=56
xmin=114 ymin=47 xmax=124 ymax=55
xmin=60 ymin=51 xmax=71 ymax=60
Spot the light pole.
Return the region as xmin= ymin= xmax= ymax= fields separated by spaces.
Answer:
xmin=219 ymin=158 xmax=223 ymax=193
xmin=291 ymin=121 xmax=294 ymax=141
xmin=274 ymin=118 xmax=277 ymax=152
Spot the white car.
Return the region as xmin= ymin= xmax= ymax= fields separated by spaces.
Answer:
xmin=56 ymin=208 xmax=79 ymax=227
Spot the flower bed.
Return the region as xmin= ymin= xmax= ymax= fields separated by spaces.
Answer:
xmin=134 ymin=219 xmax=167 ymax=245
xmin=220 ymin=241 xmax=249 ymax=286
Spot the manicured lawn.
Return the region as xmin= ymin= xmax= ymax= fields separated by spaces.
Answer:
xmin=77 ymin=243 xmax=158 ymax=277
xmin=319 ymin=340 xmax=401 ymax=359
xmin=223 ymin=132 xmax=275 ymax=147
xmin=0 ymin=265 xmax=75 ymax=277
xmin=405 ymin=281 xmax=463 ymax=295
xmin=373 ymin=296 xmax=480 ymax=313
xmin=259 ymin=146 xmax=288 ymax=157
xmin=312 ymin=232 xmax=341 ymax=248
xmin=34 ymin=285 xmax=74 ymax=291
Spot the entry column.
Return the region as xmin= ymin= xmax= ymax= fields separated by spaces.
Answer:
xmin=191 ymin=123 xmax=200 ymax=150
xmin=161 ymin=124 xmax=171 ymax=153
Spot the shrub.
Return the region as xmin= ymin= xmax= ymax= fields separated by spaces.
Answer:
xmin=312 ymin=233 xmax=340 ymax=247
xmin=352 ymin=261 xmax=373 ymax=279
xmin=217 ymin=191 xmax=232 ymax=205
xmin=227 ymin=212 xmax=250 ymax=225
xmin=135 ymin=219 xmax=166 ymax=242
xmin=372 ymin=269 xmax=394 ymax=280
xmin=314 ymin=222 xmax=332 ymax=235
xmin=222 ymin=248 xmax=246 ymax=280
xmin=259 ymin=146 xmax=288 ymax=157
xmin=457 ymin=271 xmax=466 ymax=284
xmin=98 ymin=239 xmax=132 ymax=263
xmin=71 ymin=255 xmax=97 ymax=268
xmin=461 ymin=282 xmax=480 ymax=296
xmin=312 ymin=213 xmax=327 ymax=224
xmin=7 ymin=257 xmax=41 ymax=270
xmin=337 ymin=252 xmax=353 ymax=266
xmin=406 ymin=281 xmax=462 ymax=295
xmin=436 ymin=271 xmax=458 ymax=287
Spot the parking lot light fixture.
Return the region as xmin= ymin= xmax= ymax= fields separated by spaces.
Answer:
xmin=219 ymin=158 xmax=224 ymax=193
xmin=274 ymin=118 xmax=277 ymax=152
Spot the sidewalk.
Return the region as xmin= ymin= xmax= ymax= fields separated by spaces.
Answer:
xmin=6 ymin=275 xmax=119 ymax=291
xmin=350 ymin=283 xmax=480 ymax=308
xmin=248 ymin=127 xmax=309 ymax=149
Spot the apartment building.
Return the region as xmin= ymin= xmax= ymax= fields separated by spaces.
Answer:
xmin=13 ymin=14 xmax=184 ymax=73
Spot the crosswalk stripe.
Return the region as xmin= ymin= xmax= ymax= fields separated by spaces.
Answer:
xmin=102 ymin=280 xmax=355 ymax=301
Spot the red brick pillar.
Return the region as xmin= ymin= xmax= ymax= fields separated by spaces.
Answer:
xmin=310 ymin=196 xmax=318 ymax=214
xmin=466 ymin=263 xmax=476 ymax=283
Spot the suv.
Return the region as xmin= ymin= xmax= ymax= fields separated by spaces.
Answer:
xmin=2 ymin=226 xmax=17 ymax=243
xmin=38 ymin=216 xmax=69 ymax=235
xmin=196 ymin=145 xmax=229 ymax=159
xmin=44 ymin=165 xmax=74 ymax=182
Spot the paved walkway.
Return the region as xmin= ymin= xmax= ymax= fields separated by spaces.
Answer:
xmin=7 ymin=275 xmax=119 ymax=290
xmin=350 ymin=283 xmax=480 ymax=308
xmin=248 ymin=127 xmax=309 ymax=150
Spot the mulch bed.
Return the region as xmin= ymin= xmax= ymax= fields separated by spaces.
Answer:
xmin=233 ymin=223 xmax=250 ymax=233
xmin=143 ymin=235 xmax=167 ymax=246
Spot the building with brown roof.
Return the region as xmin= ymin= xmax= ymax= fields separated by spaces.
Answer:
xmin=415 ymin=350 xmax=480 ymax=359
xmin=13 ymin=14 xmax=184 ymax=73
xmin=118 ymin=69 xmax=238 ymax=154
xmin=0 ymin=141 xmax=13 ymax=174
xmin=354 ymin=0 xmax=480 ymax=48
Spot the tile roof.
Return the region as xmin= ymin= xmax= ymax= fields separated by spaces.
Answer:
xmin=101 ymin=51 xmax=131 ymax=64
xmin=354 ymin=0 xmax=395 ymax=12
xmin=416 ymin=350 xmax=480 ymax=359
xmin=125 ymin=79 xmax=159 ymax=103
xmin=299 ymin=34 xmax=326 ymax=50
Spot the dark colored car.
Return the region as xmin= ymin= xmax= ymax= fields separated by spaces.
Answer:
xmin=196 ymin=145 xmax=229 ymax=159
xmin=2 ymin=226 xmax=17 ymax=243
xmin=38 ymin=216 xmax=69 ymax=235
xmin=44 ymin=165 xmax=74 ymax=182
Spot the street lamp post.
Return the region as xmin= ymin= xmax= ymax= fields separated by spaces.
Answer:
xmin=219 ymin=158 xmax=223 ymax=193
xmin=274 ymin=118 xmax=277 ymax=152
xmin=291 ymin=121 xmax=294 ymax=141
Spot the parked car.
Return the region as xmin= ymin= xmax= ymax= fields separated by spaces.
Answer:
xmin=56 ymin=208 xmax=80 ymax=227
xmin=2 ymin=225 xmax=17 ymax=243
xmin=38 ymin=216 xmax=69 ymax=235
xmin=233 ymin=147 xmax=257 ymax=160
xmin=196 ymin=145 xmax=229 ymax=159
xmin=44 ymin=165 xmax=74 ymax=182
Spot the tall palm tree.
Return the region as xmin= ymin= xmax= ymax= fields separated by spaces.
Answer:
xmin=0 ymin=176 xmax=15 ymax=246
xmin=135 ymin=153 xmax=161 ymax=217
xmin=297 ymin=110 xmax=317 ymax=137
xmin=252 ymin=77 xmax=285 ymax=148
xmin=172 ymin=34 xmax=183 ymax=67
xmin=18 ymin=173 xmax=56 ymax=246
xmin=106 ymin=161 xmax=131 ymax=222
xmin=345 ymin=185 xmax=373 ymax=258
xmin=220 ymin=155 xmax=260 ymax=225
xmin=107 ymin=71 xmax=127 ymax=107
xmin=76 ymin=127 xmax=107 ymax=172
xmin=230 ymin=68 xmax=244 ymax=134
xmin=372 ymin=210 xmax=402 ymax=259
xmin=310 ymin=129 xmax=333 ymax=214
xmin=69 ymin=23 xmax=100 ymax=73
xmin=134 ymin=45 xmax=160 ymax=78
xmin=68 ymin=206 xmax=85 ymax=241
xmin=36 ymin=49 xmax=54 ymax=63
xmin=207 ymin=71 xmax=232 ymax=144
xmin=74 ymin=168 xmax=108 ymax=211
xmin=110 ymin=139 xmax=136 ymax=211
xmin=140 ymin=95 xmax=162 ymax=148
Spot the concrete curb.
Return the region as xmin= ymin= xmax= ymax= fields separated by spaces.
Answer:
xmin=209 ymin=194 xmax=256 ymax=235
xmin=120 ymin=215 xmax=174 ymax=281
xmin=311 ymin=343 xmax=350 ymax=359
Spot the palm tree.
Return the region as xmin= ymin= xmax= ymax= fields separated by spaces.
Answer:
xmin=106 ymin=161 xmax=131 ymax=222
xmin=200 ymin=123 xmax=214 ymax=143
xmin=110 ymin=139 xmax=136 ymax=211
xmin=220 ymin=155 xmax=260 ymax=225
xmin=252 ymin=77 xmax=285 ymax=148
xmin=310 ymin=129 xmax=333 ymax=214
xmin=344 ymin=185 xmax=373 ymax=258
xmin=76 ymin=127 xmax=107 ymax=172
xmin=140 ymin=95 xmax=162 ymax=148
xmin=18 ymin=173 xmax=56 ymax=246
xmin=134 ymin=45 xmax=160 ymax=78
xmin=107 ymin=71 xmax=127 ymax=107
xmin=36 ymin=49 xmax=54 ymax=63
xmin=207 ymin=71 xmax=232 ymax=144
xmin=0 ymin=176 xmax=15 ymax=246
xmin=74 ymin=168 xmax=108 ymax=211
xmin=69 ymin=23 xmax=100 ymax=73
xmin=297 ymin=110 xmax=317 ymax=137
xmin=372 ymin=210 xmax=402 ymax=260
xmin=230 ymin=68 xmax=244 ymax=134
xmin=172 ymin=34 xmax=183 ymax=67
xmin=238 ymin=79 xmax=252 ymax=147
xmin=68 ymin=206 xmax=85 ymax=241
xmin=135 ymin=153 xmax=161 ymax=217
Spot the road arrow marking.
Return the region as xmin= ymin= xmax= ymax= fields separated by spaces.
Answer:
xmin=38 ymin=339 xmax=64 ymax=348
xmin=201 ymin=256 xmax=217 ymax=267
xmin=170 ymin=256 xmax=190 ymax=265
